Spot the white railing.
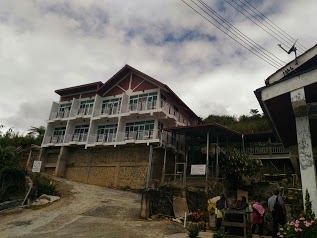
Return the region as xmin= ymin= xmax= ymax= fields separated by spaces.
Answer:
xmin=87 ymin=133 xmax=117 ymax=144
xmin=42 ymin=135 xmax=64 ymax=144
xmin=245 ymin=143 xmax=289 ymax=155
xmin=64 ymin=133 xmax=88 ymax=143
xmin=124 ymin=130 xmax=154 ymax=141
xmin=71 ymin=107 xmax=93 ymax=117
xmin=100 ymin=105 xmax=121 ymax=116
xmin=129 ymin=100 xmax=157 ymax=112
xmin=49 ymin=110 xmax=70 ymax=120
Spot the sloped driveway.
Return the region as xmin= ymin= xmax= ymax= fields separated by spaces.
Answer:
xmin=0 ymin=178 xmax=186 ymax=238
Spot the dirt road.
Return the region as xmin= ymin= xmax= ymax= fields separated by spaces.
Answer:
xmin=0 ymin=177 xmax=187 ymax=238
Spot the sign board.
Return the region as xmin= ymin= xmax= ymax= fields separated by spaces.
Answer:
xmin=32 ymin=161 xmax=42 ymax=173
xmin=190 ymin=164 xmax=206 ymax=175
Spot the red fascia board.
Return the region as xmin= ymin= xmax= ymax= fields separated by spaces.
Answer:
xmin=55 ymin=81 xmax=103 ymax=96
xmin=163 ymin=122 xmax=241 ymax=136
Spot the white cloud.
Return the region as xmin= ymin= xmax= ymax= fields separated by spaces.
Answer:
xmin=0 ymin=0 xmax=316 ymax=132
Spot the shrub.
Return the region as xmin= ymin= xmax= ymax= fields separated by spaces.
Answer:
xmin=33 ymin=175 xmax=59 ymax=197
xmin=278 ymin=190 xmax=317 ymax=237
xmin=278 ymin=218 xmax=317 ymax=237
xmin=0 ymin=149 xmax=25 ymax=202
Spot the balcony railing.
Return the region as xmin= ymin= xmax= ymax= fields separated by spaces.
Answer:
xmin=42 ymin=135 xmax=65 ymax=144
xmin=124 ymin=130 xmax=154 ymax=141
xmin=70 ymin=108 xmax=93 ymax=117
xmin=129 ymin=100 xmax=157 ymax=112
xmin=64 ymin=133 xmax=88 ymax=143
xmin=245 ymin=143 xmax=289 ymax=155
xmin=88 ymin=133 xmax=116 ymax=144
xmin=101 ymin=105 xmax=121 ymax=116
xmin=49 ymin=110 xmax=70 ymax=120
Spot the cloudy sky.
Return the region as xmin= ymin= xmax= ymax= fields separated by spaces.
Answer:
xmin=0 ymin=0 xmax=316 ymax=133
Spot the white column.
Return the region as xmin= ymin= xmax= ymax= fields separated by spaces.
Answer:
xmin=291 ymin=87 xmax=317 ymax=214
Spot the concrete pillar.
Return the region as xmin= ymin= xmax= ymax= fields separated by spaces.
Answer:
xmin=55 ymin=146 xmax=69 ymax=177
xmin=291 ymin=88 xmax=317 ymax=214
xmin=39 ymin=148 xmax=48 ymax=172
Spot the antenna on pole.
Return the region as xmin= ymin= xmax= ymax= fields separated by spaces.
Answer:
xmin=278 ymin=40 xmax=298 ymax=65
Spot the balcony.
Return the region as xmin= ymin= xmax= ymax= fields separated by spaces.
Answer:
xmin=100 ymin=105 xmax=121 ymax=116
xmin=49 ymin=110 xmax=70 ymax=121
xmin=124 ymin=130 xmax=154 ymax=141
xmin=64 ymin=133 xmax=88 ymax=144
xmin=245 ymin=143 xmax=289 ymax=159
xmin=70 ymin=108 xmax=93 ymax=118
xmin=87 ymin=133 xmax=117 ymax=146
xmin=42 ymin=135 xmax=65 ymax=146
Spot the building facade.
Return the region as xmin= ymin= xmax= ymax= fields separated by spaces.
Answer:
xmin=40 ymin=65 xmax=200 ymax=189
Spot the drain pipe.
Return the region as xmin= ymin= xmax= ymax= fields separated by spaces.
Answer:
xmin=22 ymin=176 xmax=33 ymax=206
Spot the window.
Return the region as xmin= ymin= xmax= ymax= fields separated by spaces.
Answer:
xmin=101 ymin=98 xmax=122 ymax=115
xmin=73 ymin=124 xmax=89 ymax=142
xmin=97 ymin=124 xmax=117 ymax=143
xmin=78 ymin=100 xmax=94 ymax=115
xmin=158 ymin=121 xmax=164 ymax=129
xmin=125 ymin=120 xmax=154 ymax=140
xmin=52 ymin=127 xmax=66 ymax=143
xmin=161 ymin=94 xmax=166 ymax=101
xmin=129 ymin=92 xmax=158 ymax=111
xmin=58 ymin=103 xmax=71 ymax=118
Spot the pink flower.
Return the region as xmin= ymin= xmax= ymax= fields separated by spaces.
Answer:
xmin=279 ymin=228 xmax=284 ymax=231
xmin=295 ymin=223 xmax=299 ymax=228
xmin=299 ymin=217 xmax=305 ymax=221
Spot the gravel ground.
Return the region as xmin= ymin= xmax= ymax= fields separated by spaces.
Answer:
xmin=0 ymin=177 xmax=187 ymax=238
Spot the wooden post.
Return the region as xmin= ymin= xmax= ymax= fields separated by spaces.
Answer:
xmin=146 ymin=145 xmax=153 ymax=189
xmin=161 ymin=146 xmax=167 ymax=184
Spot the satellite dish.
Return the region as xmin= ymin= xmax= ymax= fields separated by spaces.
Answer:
xmin=278 ymin=40 xmax=298 ymax=64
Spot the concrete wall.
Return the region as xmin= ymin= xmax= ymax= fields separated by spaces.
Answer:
xmin=63 ymin=145 xmax=151 ymax=189
xmin=41 ymin=144 xmax=175 ymax=189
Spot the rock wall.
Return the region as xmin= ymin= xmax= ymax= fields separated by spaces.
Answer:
xmin=41 ymin=145 xmax=169 ymax=189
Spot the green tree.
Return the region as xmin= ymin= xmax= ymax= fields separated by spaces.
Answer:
xmin=220 ymin=148 xmax=262 ymax=190
xmin=28 ymin=126 xmax=45 ymax=145
xmin=203 ymin=109 xmax=270 ymax=133
xmin=0 ymin=148 xmax=25 ymax=201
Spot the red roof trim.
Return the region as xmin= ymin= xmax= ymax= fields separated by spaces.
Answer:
xmin=163 ymin=122 xmax=242 ymax=135
xmin=55 ymin=81 xmax=103 ymax=96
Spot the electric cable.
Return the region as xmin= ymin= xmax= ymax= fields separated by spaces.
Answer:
xmin=197 ymin=0 xmax=286 ymax=66
xmin=181 ymin=0 xmax=281 ymax=69
xmin=223 ymin=0 xmax=305 ymax=55
xmin=240 ymin=0 xmax=308 ymax=51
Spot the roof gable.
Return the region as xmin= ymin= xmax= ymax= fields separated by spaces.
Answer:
xmin=97 ymin=64 xmax=199 ymax=120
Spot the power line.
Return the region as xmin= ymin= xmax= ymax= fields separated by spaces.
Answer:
xmin=241 ymin=0 xmax=308 ymax=51
xmin=181 ymin=0 xmax=281 ymax=69
xmin=223 ymin=0 xmax=305 ymax=55
xmin=188 ymin=0 xmax=284 ymax=68
xmin=191 ymin=0 xmax=284 ymax=68
xmin=197 ymin=0 xmax=286 ymax=66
